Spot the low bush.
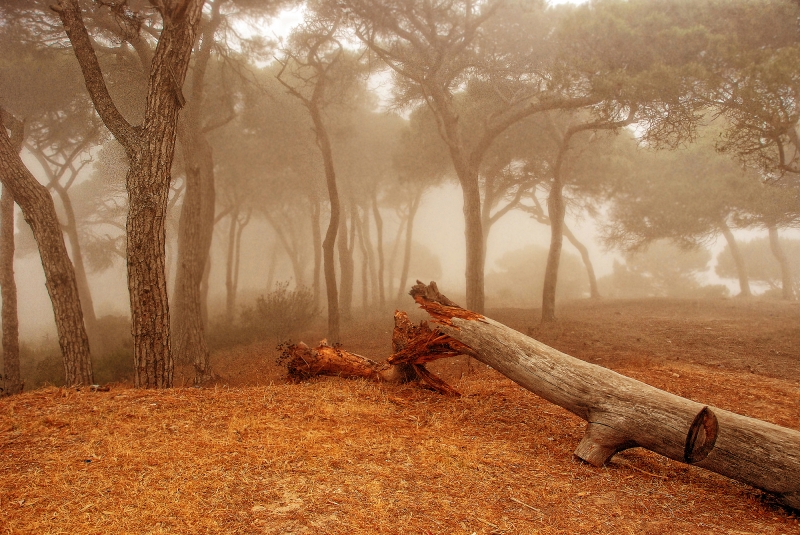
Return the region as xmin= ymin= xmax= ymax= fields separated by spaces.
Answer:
xmin=239 ymin=281 xmax=320 ymax=344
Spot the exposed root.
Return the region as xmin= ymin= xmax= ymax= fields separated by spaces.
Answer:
xmin=279 ymin=310 xmax=472 ymax=396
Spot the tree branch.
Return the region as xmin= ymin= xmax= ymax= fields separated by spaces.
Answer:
xmin=52 ymin=0 xmax=139 ymax=150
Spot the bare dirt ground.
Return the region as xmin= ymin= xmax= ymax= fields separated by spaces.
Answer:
xmin=1 ymin=297 xmax=799 ymax=534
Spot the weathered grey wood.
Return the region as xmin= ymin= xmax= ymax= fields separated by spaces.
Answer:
xmin=411 ymin=282 xmax=800 ymax=510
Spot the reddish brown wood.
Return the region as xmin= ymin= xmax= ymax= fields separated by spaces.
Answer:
xmin=281 ymin=311 xmax=462 ymax=396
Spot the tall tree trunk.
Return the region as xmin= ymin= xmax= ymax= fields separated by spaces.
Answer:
xmin=355 ymin=207 xmax=371 ymax=311
xmin=461 ymin=176 xmax=485 ymax=313
xmin=386 ymin=212 xmax=406 ymax=300
xmin=317 ymin=103 xmax=341 ymax=342
xmin=0 ymin=185 xmax=21 ymax=395
xmin=310 ymin=196 xmax=322 ymax=307
xmin=720 ymin=223 xmax=752 ymax=297
xmin=397 ymin=188 xmax=423 ymax=301
xmin=563 ymin=223 xmax=600 ymax=299
xmin=542 ymin=175 xmax=565 ymax=322
xmin=225 ymin=207 xmax=239 ymax=321
xmin=0 ymin=110 xmax=93 ymax=386
xmin=371 ymin=191 xmax=385 ymax=309
xmin=358 ymin=204 xmax=378 ymax=308
xmin=428 ymin=83 xmax=485 ymax=313
xmin=541 ymin=116 xmax=632 ymax=320
xmin=200 ymin=254 xmax=210 ymax=328
xmin=338 ymin=205 xmax=355 ymax=320
xmin=768 ymin=224 xmax=795 ymax=300
xmin=56 ymin=0 xmax=206 ymax=388
xmin=232 ymin=209 xmax=249 ymax=304
xmin=172 ymin=0 xmax=223 ymax=383
xmin=172 ymin=134 xmax=215 ymax=380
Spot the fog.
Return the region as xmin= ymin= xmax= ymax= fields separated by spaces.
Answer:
xmin=2 ymin=0 xmax=799 ymax=390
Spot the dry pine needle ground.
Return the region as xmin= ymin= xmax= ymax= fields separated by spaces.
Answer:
xmin=2 ymin=299 xmax=800 ymax=534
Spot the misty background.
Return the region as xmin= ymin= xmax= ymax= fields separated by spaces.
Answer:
xmin=2 ymin=0 xmax=800 ymax=388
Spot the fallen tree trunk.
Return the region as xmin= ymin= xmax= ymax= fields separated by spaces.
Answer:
xmin=280 ymin=311 xmax=469 ymax=396
xmin=409 ymin=281 xmax=800 ymax=511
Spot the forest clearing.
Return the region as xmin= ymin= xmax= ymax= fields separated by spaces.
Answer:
xmin=3 ymin=0 xmax=800 ymax=533
xmin=2 ymin=297 xmax=799 ymax=534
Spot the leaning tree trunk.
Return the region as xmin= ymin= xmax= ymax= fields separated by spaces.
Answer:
xmin=54 ymin=186 xmax=103 ymax=357
xmin=0 ymin=110 xmax=93 ymax=386
xmin=768 ymin=225 xmax=795 ymax=300
xmin=563 ymin=223 xmax=600 ymax=299
xmin=720 ymin=222 xmax=752 ymax=297
xmin=409 ymin=281 xmax=800 ymax=511
xmin=0 ymin=185 xmax=21 ymax=395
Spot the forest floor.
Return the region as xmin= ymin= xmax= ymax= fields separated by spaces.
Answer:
xmin=1 ymin=297 xmax=800 ymax=534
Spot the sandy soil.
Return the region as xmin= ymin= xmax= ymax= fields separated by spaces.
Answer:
xmin=1 ymin=297 xmax=799 ymax=534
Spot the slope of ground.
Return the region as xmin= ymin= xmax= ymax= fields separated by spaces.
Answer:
xmin=1 ymin=298 xmax=799 ymax=534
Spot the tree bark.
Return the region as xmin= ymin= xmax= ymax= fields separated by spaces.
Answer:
xmin=0 ymin=185 xmax=21 ymax=395
xmin=563 ymin=223 xmax=600 ymax=299
xmin=0 ymin=110 xmax=93 ymax=386
xmin=172 ymin=126 xmax=215 ymax=381
xmin=410 ymin=281 xmax=800 ymax=511
xmin=768 ymin=224 xmax=795 ymax=300
xmin=55 ymin=0 xmax=206 ymax=388
xmin=720 ymin=222 xmax=752 ymax=297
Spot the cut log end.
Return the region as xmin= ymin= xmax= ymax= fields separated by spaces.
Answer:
xmin=684 ymin=406 xmax=718 ymax=464
xmin=574 ymin=422 xmax=637 ymax=467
